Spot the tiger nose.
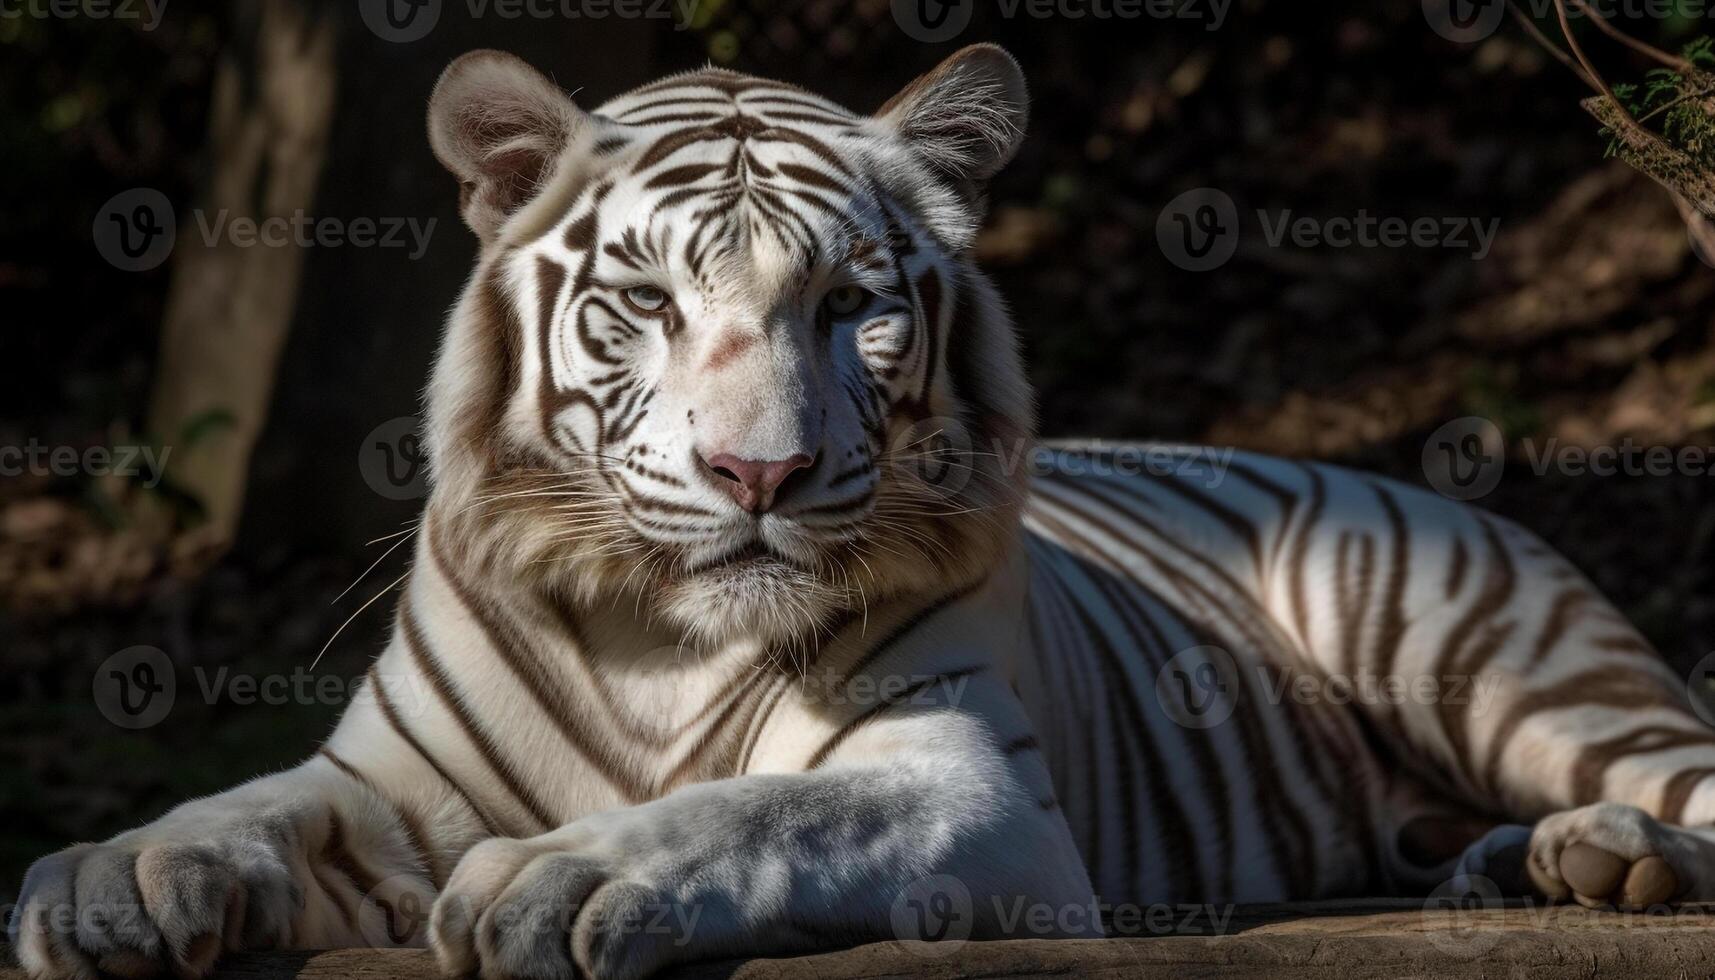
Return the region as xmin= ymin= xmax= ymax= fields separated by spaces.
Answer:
xmin=699 ymin=452 xmax=815 ymax=513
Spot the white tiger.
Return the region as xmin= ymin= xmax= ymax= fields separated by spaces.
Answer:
xmin=16 ymin=44 xmax=1715 ymax=980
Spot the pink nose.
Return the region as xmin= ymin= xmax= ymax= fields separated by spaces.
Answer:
xmin=700 ymin=452 xmax=814 ymax=513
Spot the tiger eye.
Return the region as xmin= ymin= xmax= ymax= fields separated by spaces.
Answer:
xmin=624 ymin=285 xmax=669 ymax=313
xmin=823 ymin=285 xmax=869 ymax=317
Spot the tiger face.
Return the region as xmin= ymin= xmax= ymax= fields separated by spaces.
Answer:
xmin=422 ymin=46 xmax=1035 ymax=647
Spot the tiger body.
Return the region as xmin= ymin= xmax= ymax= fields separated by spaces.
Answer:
xmin=17 ymin=45 xmax=1715 ymax=980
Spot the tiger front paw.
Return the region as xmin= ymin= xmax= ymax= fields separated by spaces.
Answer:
xmin=9 ymin=829 xmax=300 ymax=980
xmin=429 ymin=835 xmax=698 ymax=980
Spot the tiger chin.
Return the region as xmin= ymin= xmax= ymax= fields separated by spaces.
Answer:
xmin=18 ymin=43 xmax=1715 ymax=980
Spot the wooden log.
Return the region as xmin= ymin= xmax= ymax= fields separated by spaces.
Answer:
xmin=7 ymin=902 xmax=1715 ymax=978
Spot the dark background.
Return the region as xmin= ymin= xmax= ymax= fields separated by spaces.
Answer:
xmin=4 ymin=0 xmax=1715 ymax=903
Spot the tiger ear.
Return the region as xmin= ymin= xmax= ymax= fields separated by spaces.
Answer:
xmin=428 ymin=50 xmax=586 ymax=242
xmin=875 ymin=44 xmax=1029 ymax=184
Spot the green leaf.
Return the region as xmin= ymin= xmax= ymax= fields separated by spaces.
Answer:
xmin=177 ymin=408 xmax=236 ymax=448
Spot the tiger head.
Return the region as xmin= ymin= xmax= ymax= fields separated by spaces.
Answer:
xmin=421 ymin=46 xmax=1034 ymax=648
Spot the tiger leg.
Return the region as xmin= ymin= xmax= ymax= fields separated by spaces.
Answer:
xmin=9 ymin=740 xmax=446 ymax=979
xmin=424 ymin=672 xmax=1098 ymax=980
xmin=1410 ymin=517 xmax=1715 ymax=905
xmin=1261 ymin=464 xmax=1715 ymax=903
xmin=1429 ymin=523 xmax=1715 ymax=906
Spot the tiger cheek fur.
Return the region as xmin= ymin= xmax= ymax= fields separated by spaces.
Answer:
xmin=21 ymin=43 xmax=1715 ymax=980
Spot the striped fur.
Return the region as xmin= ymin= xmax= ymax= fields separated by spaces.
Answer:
xmin=16 ymin=45 xmax=1715 ymax=980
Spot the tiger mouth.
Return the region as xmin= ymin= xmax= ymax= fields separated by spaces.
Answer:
xmin=685 ymin=541 xmax=799 ymax=574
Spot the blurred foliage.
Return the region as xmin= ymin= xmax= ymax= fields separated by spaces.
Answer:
xmin=0 ymin=6 xmax=229 ymax=491
xmin=1607 ymin=36 xmax=1715 ymax=167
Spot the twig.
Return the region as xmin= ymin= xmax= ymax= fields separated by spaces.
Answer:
xmin=1569 ymin=0 xmax=1693 ymax=71
xmin=1553 ymin=0 xmax=1640 ymax=131
xmin=1509 ymin=0 xmax=1598 ymax=91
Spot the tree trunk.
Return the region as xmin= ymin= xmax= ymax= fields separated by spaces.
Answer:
xmin=146 ymin=0 xmax=337 ymax=547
